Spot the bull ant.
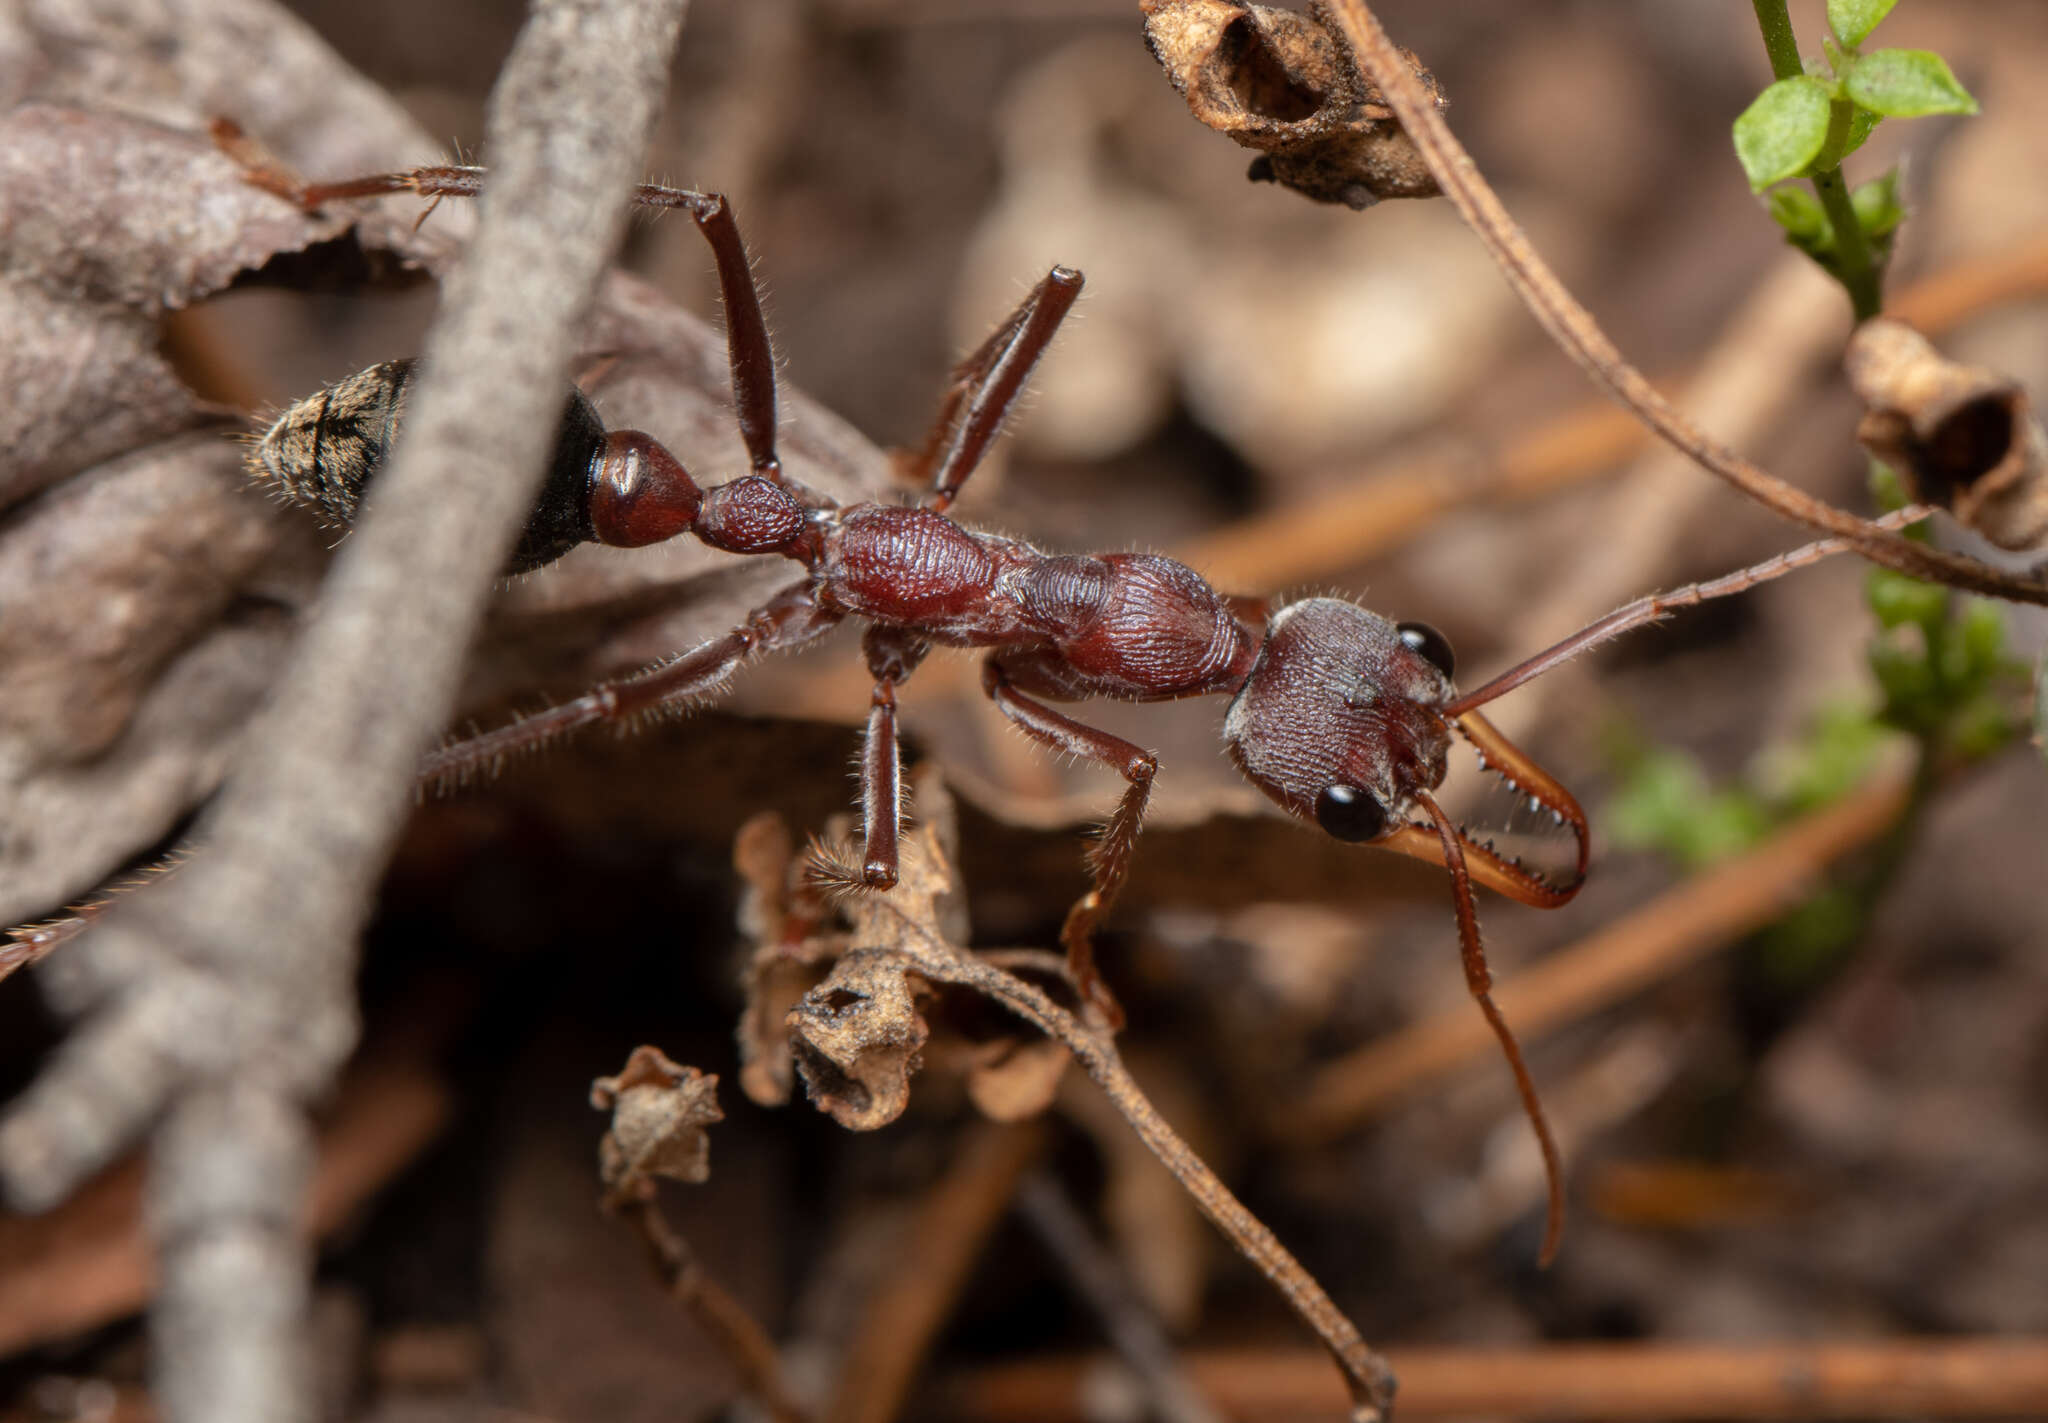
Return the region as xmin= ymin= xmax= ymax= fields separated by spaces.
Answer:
xmin=223 ymin=150 xmax=1900 ymax=1261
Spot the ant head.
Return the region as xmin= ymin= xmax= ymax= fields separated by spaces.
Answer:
xmin=1223 ymin=598 xmax=1457 ymax=843
xmin=1224 ymin=598 xmax=1590 ymax=907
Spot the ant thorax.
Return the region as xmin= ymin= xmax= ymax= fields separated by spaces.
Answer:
xmin=1223 ymin=598 xmax=1456 ymax=843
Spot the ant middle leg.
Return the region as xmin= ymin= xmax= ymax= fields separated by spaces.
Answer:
xmin=981 ymin=657 xmax=1155 ymax=1024
xmin=906 ymin=267 xmax=1084 ymax=514
xmin=856 ymin=627 xmax=932 ymax=889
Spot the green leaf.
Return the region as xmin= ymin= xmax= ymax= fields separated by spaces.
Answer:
xmin=1947 ymin=694 xmax=2014 ymax=760
xmin=1828 ymin=0 xmax=1898 ymax=48
xmin=1866 ymin=567 xmax=1947 ymax=631
xmin=1845 ymin=49 xmax=1979 ymax=117
xmin=1762 ymin=702 xmax=1889 ymax=815
xmin=1852 ymin=168 xmax=1905 ymax=241
xmin=1956 ymin=600 xmax=2008 ymax=680
xmin=1870 ymin=637 xmax=1937 ymax=726
xmin=1839 ymin=101 xmax=1882 ymax=160
xmin=1868 ymin=460 xmax=1911 ymax=513
xmin=1768 ymin=186 xmax=1828 ymax=245
xmin=1734 ymin=76 xmax=1835 ymax=191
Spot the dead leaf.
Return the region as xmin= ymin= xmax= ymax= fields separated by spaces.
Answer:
xmin=591 ymin=1046 xmax=724 ymax=1195
xmin=1141 ymin=0 xmax=1442 ymax=208
xmin=786 ymin=949 xmax=931 ymax=1132
xmin=1847 ymin=317 xmax=2048 ymax=551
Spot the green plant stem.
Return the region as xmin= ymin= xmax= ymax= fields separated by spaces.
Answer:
xmin=1814 ymin=107 xmax=1883 ymax=319
xmin=1749 ymin=0 xmax=1883 ymax=320
xmin=1811 ymin=170 xmax=1883 ymax=319
xmin=1750 ymin=0 xmax=1804 ymax=79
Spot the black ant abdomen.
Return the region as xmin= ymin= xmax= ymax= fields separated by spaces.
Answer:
xmin=251 ymin=356 xmax=610 ymax=574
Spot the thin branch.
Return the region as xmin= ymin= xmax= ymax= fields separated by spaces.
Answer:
xmin=0 ymin=2 xmax=689 ymax=1420
xmin=939 ymin=1337 xmax=2048 ymax=1420
xmin=1324 ymin=0 xmax=2048 ymax=608
xmin=854 ymin=900 xmax=1398 ymax=1423
xmin=607 ymin=1190 xmax=810 ymax=1423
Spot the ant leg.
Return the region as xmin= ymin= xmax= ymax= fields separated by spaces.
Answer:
xmin=213 ymin=127 xmax=790 ymax=486
xmin=420 ymin=580 xmax=838 ymax=788
xmin=982 ymin=658 xmax=1155 ymax=1024
xmin=908 ymin=268 xmax=1084 ymax=514
xmin=856 ymin=629 xmax=932 ymax=889
xmin=1415 ymin=789 xmax=1566 ymax=1266
xmin=624 ymin=186 xmax=783 ymax=482
xmin=1444 ymin=504 xmax=1934 ymax=716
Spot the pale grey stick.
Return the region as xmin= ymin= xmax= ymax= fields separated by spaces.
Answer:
xmin=0 ymin=1 xmax=689 ymax=1418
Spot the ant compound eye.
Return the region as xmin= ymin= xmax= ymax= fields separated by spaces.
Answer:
xmin=1314 ymin=784 xmax=1388 ymax=843
xmin=1397 ymin=620 xmax=1455 ymax=678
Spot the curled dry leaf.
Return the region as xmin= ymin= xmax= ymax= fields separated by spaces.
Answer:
xmin=740 ymin=776 xmax=1067 ymax=1127
xmin=590 ymin=1046 xmax=724 ymax=1196
xmin=787 ymin=948 xmax=932 ymax=1132
xmin=734 ymin=811 xmax=842 ymax=1107
xmin=1140 ymin=0 xmax=1442 ymax=208
xmin=1846 ymin=318 xmax=2048 ymax=551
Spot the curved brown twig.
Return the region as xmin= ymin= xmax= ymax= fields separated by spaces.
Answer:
xmin=1324 ymin=0 xmax=2048 ymax=608
xmin=856 ymin=895 xmax=1397 ymax=1422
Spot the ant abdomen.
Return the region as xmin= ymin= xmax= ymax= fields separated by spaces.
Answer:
xmin=250 ymin=357 xmax=611 ymax=574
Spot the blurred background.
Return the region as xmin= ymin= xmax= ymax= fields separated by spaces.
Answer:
xmin=2 ymin=1 xmax=2045 ymax=1419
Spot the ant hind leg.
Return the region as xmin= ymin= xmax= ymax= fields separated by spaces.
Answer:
xmin=981 ymin=658 xmax=1155 ymax=1029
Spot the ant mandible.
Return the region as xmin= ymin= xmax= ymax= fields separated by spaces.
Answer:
xmin=227 ymin=146 xmax=1902 ymax=1262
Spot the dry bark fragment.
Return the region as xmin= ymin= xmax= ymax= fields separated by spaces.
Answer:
xmin=1141 ymin=0 xmax=1442 ymax=208
xmin=1846 ymin=317 xmax=2048 ymax=551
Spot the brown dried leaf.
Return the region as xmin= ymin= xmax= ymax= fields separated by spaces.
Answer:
xmin=591 ymin=1047 xmax=724 ymax=1194
xmin=1141 ymin=0 xmax=1442 ymax=208
xmin=787 ymin=949 xmax=931 ymax=1131
xmin=1847 ymin=318 xmax=2048 ymax=551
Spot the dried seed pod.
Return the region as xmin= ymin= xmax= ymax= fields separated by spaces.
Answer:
xmin=1141 ymin=0 xmax=1443 ymax=208
xmin=787 ymin=949 xmax=931 ymax=1131
xmin=1846 ymin=317 xmax=2048 ymax=551
xmin=590 ymin=1047 xmax=724 ymax=1194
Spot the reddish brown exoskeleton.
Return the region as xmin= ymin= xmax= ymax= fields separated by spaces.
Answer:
xmin=118 ymin=145 xmax=1907 ymax=1259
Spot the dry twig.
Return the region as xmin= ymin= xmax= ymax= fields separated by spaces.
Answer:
xmin=592 ymin=1047 xmax=808 ymax=1423
xmin=939 ymin=1337 xmax=2048 ymax=1420
xmin=1322 ymin=0 xmax=2048 ymax=608
xmin=0 ymin=3 xmax=689 ymax=1419
xmin=773 ymin=780 xmax=1397 ymax=1422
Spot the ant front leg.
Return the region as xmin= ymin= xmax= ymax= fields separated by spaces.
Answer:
xmin=982 ymin=658 xmax=1156 ymax=1024
xmin=856 ymin=627 xmax=932 ymax=889
xmin=906 ymin=267 xmax=1084 ymax=513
